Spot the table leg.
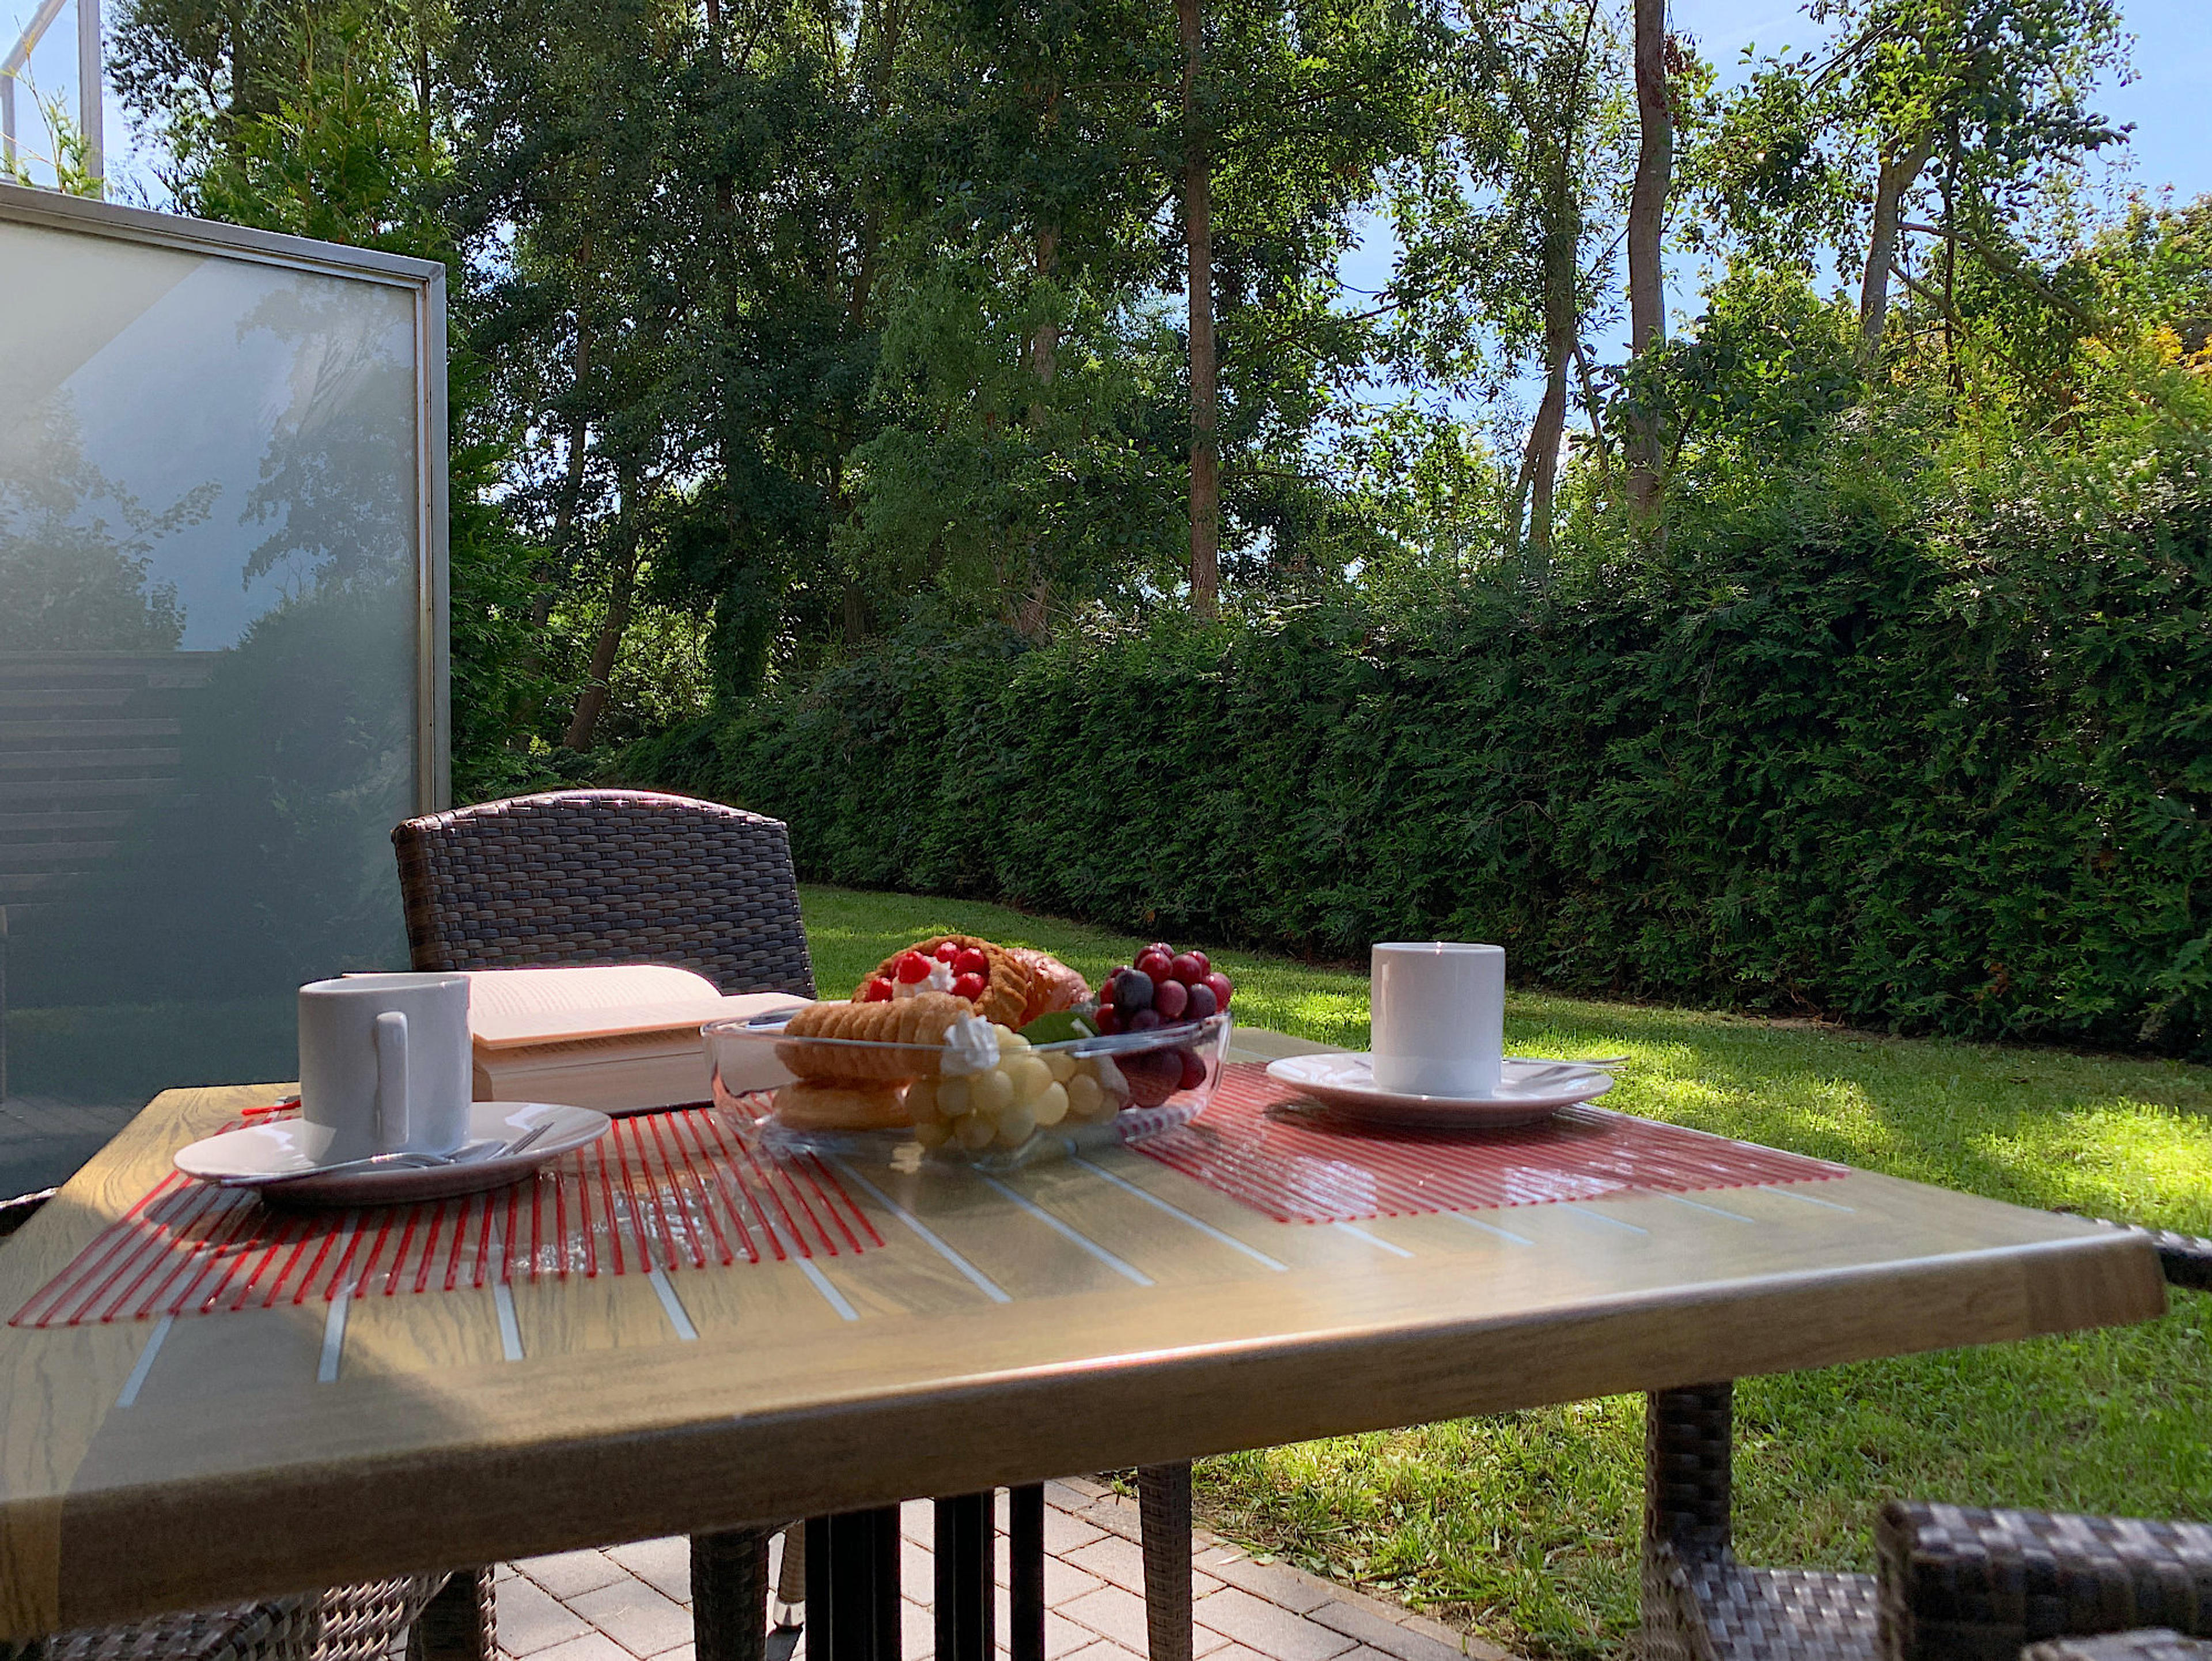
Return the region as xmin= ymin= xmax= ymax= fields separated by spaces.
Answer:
xmin=773 ymin=1520 xmax=806 ymax=1628
xmin=694 ymin=1527 xmax=772 ymax=1661
xmin=410 ymin=1567 xmax=496 ymax=1661
xmin=1138 ymin=1465 xmax=1194 ymax=1661
xmin=935 ymin=1494 xmax=995 ymax=1661
xmin=805 ymin=1508 xmax=903 ymax=1661
xmin=1642 ymin=1382 xmax=1734 ymax=1661
xmin=1009 ymin=1485 xmax=1046 ymax=1661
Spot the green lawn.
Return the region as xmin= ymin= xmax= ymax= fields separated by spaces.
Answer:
xmin=800 ymin=884 xmax=2212 ymax=1661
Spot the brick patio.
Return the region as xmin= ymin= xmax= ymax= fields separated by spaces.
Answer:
xmin=495 ymin=1478 xmax=1509 ymax=1661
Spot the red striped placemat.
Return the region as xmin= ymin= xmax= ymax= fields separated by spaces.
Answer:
xmin=13 ymin=1106 xmax=881 ymax=1328
xmin=1130 ymin=1062 xmax=1847 ymax=1224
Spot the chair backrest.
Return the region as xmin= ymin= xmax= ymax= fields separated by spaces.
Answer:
xmin=391 ymin=789 xmax=816 ymax=996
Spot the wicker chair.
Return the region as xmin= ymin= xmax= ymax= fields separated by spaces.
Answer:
xmin=391 ymin=789 xmax=1198 ymax=1661
xmin=0 ymin=1202 xmax=494 ymax=1661
xmin=2022 ymin=1636 xmax=2212 ymax=1661
xmin=1644 ymin=1223 xmax=2212 ymax=1661
xmin=393 ymin=789 xmax=812 ymax=1661
xmin=391 ymin=790 xmax=814 ymax=996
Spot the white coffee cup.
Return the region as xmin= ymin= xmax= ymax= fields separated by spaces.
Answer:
xmin=1369 ymin=942 xmax=1505 ymax=1098
xmin=297 ymin=973 xmax=472 ymax=1163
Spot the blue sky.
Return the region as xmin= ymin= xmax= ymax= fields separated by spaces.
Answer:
xmin=1685 ymin=0 xmax=2212 ymax=206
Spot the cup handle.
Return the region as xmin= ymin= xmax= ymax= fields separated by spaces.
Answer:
xmin=374 ymin=1011 xmax=410 ymax=1151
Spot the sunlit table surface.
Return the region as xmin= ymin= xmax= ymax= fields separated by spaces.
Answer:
xmin=0 ymin=1026 xmax=2164 ymax=1641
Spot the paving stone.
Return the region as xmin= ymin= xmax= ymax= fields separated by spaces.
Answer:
xmin=1043 ymin=1505 xmax=1108 ymax=1556
xmin=499 ymin=1507 xmax=1514 ymax=1661
xmin=497 ymin=1576 xmax=594 ymax=1656
xmin=1062 ymin=1641 xmax=1147 ymax=1661
xmin=1048 ymin=1477 xmax=1109 ymax=1504
xmin=1306 ymin=1599 xmax=1470 ymax=1661
xmin=901 ymin=1599 xmax=932 ymax=1661
xmin=605 ymin=1538 xmax=691 ymax=1605
xmin=901 ymin=1534 xmax=935 ymax=1595
xmin=1393 ymin=1612 xmax=1503 ymax=1661
xmin=1193 ymin=1588 xmax=1359 ymax=1661
xmin=1058 ymin=1584 xmax=1153 ymax=1652
xmin=1070 ymin=1497 xmax=1143 ymax=1543
xmin=1045 ymin=1611 xmax=1097 ymax=1660
xmin=566 ymin=1578 xmax=695 ymax=1658
xmin=1060 ymin=1534 xmax=1147 ymax=1596
xmin=518 ymin=1550 xmax=632 ymax=1602
xmin=518 ymin=1634 xmax=636 ymax=1661
xmin=986 ymin=1548 xmax=1104 ymax=1604
xmin=1194 ymin=1554 xmax=1333 ymax=1615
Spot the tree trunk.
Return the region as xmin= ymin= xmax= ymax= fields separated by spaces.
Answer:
xmin=1178 ymin=0 xmax=1219 ymax=620
xmin=1520 ymin=162 xmax=1580 ymax=568
xmin=1624 ymin=0 xmax=1669 ymax=519
xmin=1029 ymin=226 xmax=1059 ymax=417
xmin=531 ymin=309 xmax=594 ymax=631
xmin=1857 ymin=137 xmax=1931 ymax=366
xmin=562 ymin=463 xmax=642 ymax=752
xmin=1522 ymin=353 xmax=1570 ymax=567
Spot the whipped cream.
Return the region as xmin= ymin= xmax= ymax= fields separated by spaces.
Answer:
xmin=939 ymin=1012 xmax=1001 ymax=1076
xmin=895 ymin=957 xmax=956 ymax=998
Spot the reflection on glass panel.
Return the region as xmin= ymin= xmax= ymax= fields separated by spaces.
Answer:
xmin=0 ymin=216 xmax=425 ymax=1194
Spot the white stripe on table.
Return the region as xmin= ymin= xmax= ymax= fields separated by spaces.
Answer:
xmin=1069 ymin=1155 xmax=1288 ymax=1271
xmin=796 ymin=1257 xmax=861 ymax=1322
xmin=1563 ymin=1204 xmax=1648 ymax=1235
xmin=831 ymin=1158 xmax=1012 ymax=1304
xmin=1667 ymin=1194 xmax=1756 ymax=1223
xmin=646 ymin=1266 xmax=699 ymax=1340
xmin=1454 ymin=1213 xmax=1535 ymax=1246
xmin=977 ymin=1175 xmax=1153 ymax=1287
xmin=1761 ymin=1183 xmax=1855 ymax=1212
xmin=493 ymin=1280 xmax=524 ymax=1360
xmin=317 ymin=1289 xmax=351 ymax=1383
xmin=1333 ymin=1222 xmax=1414 ymax=1258
xmin=115 ymin=1314 xmax=174 ymax=1408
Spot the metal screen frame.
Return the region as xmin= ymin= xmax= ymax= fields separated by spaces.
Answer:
xmin=0 ymin=180 xmax=451 ymax=811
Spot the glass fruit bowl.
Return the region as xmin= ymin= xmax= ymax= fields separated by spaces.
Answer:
xmin=703 ymin=1008 xmax=1232 ymax=1167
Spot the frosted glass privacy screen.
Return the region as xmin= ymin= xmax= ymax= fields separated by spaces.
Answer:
xmin=0 ymin=185 xmax=448 ymax=1190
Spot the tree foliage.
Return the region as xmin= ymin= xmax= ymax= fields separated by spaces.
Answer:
xmin=100 ymin=0 xmax=2212 ymax=1046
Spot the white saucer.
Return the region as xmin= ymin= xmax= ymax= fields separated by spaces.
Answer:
xmin=1264 ymin=1054 xmax=1613 ymax=1129
xmin=175 ymin=1102 xmax=612 ymax=1206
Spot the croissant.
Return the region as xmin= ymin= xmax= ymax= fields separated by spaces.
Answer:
xmin=1005 ymin=948 xmax=1091 ymax=1025
xmin=778 ymin=992 xmax=968 ymax=1080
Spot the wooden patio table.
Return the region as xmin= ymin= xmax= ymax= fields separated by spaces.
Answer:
xmin=0 ymin=1027 xmax=2166 ymax=1653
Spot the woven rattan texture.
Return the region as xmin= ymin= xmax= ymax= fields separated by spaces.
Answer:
xmin=24 ymin=1574 xmax=449 ymax=1661
xmin=2024 ymin=1634 xmax=2212 ymax=1661
xmin=1643 ymin=1383 xmax=1880 ymax=1661
xmin=691 ymin=1528 xmax=772 ymax=1661
xmin=392 ymin=791 xmax=815 ymax=997
xmin=406 ymin=1569 xmax=494 ymax=1661
xmin=1878 ymin=1501 xmax=2212 ymax=1661
xmin=1645 ymin=1229 xmax=2212 ymax=1661
xmin=1138 ymin=1465 xmax=1195 ymax=1661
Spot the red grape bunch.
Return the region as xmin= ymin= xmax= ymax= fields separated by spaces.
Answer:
xmin=1094 ymin=944 xmax=1234 ymax=1035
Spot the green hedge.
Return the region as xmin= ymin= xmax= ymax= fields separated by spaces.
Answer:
xmin=624 ymin=470 xmax=2212 ymax=1054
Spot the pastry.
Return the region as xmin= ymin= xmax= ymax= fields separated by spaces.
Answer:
xmin=863 ymin=935 xmax=1033 ymax=1026
xmin=778 ymin=991 xmax=969 ymax=1080
xmin=771 ymin=1079 xmax=911 ymax=1132
xmin=1005 ymin=948 xmax=1090 ymax=1025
